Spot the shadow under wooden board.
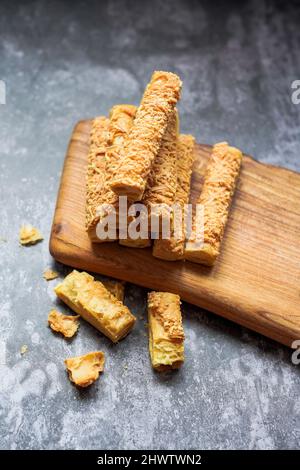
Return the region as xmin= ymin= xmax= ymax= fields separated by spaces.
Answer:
xmin=50 ymin=119 xmax=300 ymax=347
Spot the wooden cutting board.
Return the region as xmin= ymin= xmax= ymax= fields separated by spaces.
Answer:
xmin=50 ymin=120 xmax=300 ymax=347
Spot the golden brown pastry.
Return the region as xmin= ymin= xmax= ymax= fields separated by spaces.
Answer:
xmin=153 ymin=134 xmax=195 ymax=260
xmin=20 ymin=345 xmax=28 ymax=355
xmin=19 ymin=225 xmax=43 ymax=245
xmin=43 ymin=269 xmax=59 ymax=281
xmin=90 ymin=105 xmax=137 ymax=242
xmin=86 ymin=116 xmax=110 ymax=239
xmin=148 ymin=291 xmax=184 ymax=371
xmin=119 ymin=205 xmax=151 ymax=248
xmin=54 ymin=270 xmax=135 ymax=342
xmin=143 ymin=108 xmax=178 ymax=235
xmin=110 ymin=71 xmax=182 ymax=201
xmin=64 ymin=351 xmax=105 ymax=387
xmin=120 ymin=109 xmax=179 ymax=248
xmin=185 ymin=141 xmax=243 ymax=265
xmin=102 ymin=279 xmax=125 ymax=302
xmin=48 ymin=309 xmax=80 ymax=338
xmin=119 ymin=236 xmax=151 ymax=248
xmin=143 ymin=109 xmax=178 ymax=211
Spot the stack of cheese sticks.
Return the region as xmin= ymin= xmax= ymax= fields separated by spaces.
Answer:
xmin=50 ymin=71 xmax=244 ymax=386
xmin=85 ymin=70 xmax=243 ymax=266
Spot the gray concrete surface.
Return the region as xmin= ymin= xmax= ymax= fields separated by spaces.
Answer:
xmin=0 ymin=0 xmax=300 ymax=450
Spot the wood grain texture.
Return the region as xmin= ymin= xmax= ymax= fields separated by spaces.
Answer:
xmin=50 ymin=120 xmax=300 ymax=347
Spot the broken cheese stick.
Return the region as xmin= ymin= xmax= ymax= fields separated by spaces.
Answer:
xmin=54 ymin=270 xmax=135 ymax=342
xmin=65 ymin=352 xmax=105 ymax=387
xmin=86 ymin=117 xmax=110 ymax=239
xmin=185 ymin=141 xmax=243 ymax=266
xmin=148 ymin=291 xmax=184 ymax=371
xmin=119 ymin=110 xmax=179 ymax=248
xmin=153 ymin=134 xmax=195 ymax=260
xmin=110 ymin=71 xmax=182 ymax=201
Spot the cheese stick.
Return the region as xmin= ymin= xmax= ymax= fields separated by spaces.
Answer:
xmin=185 ymin=141 xmax=243 ymax=266
xmin=87 ymin=106 xmax=136 ymax=242
xmin=148 ymin=291 xmax=184 ymax=371
xmin=86 ymin=117 xmax=110 ymax=239
xmin=119 ymin=216 xmax=152 ymax=248
xmin=54 ymin=270 xmax=135 ymax=343
xmin=153 ymin=134 xmax=195 ymax=260
xmin=119 ymin=237 xmax=151 ymax=248
xmin=65 ymin=352 xmax=105 ymax=388
xmin=120 ymin=109 xmax=179 ymax=248
xmin=144 ymin=108 xmax=178 ymax=232
xmin=119 ymin=200 xmax=151 ymax=248
xmin=110 ymin=71 xmax=182 ymax=201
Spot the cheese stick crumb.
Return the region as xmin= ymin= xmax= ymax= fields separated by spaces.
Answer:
xmin=43 ymin=269 xmax=59 ymax=281
xmin=64 ymin=352 xmax=105 ymax=387
xmin=20 ymin=225 xmax=43 ymax=245
xmin=48 ymin=309 xmax=80 ymax=338
xmin=20 ymin=345 xmax=28 ymax=355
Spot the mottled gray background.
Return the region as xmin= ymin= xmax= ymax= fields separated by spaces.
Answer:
xmin=0 ymin=0 xmax=299 ymax=450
